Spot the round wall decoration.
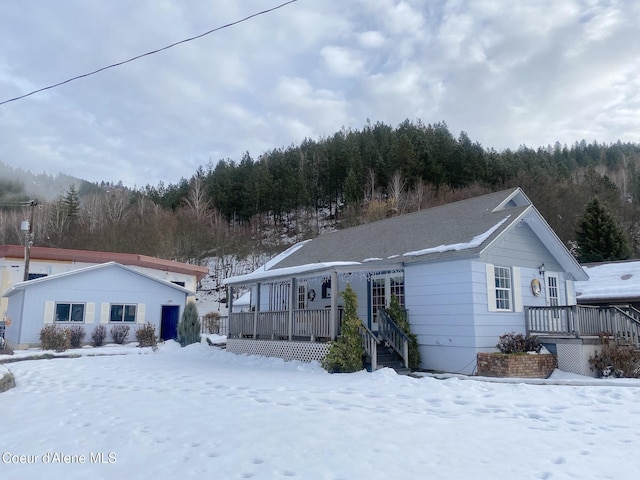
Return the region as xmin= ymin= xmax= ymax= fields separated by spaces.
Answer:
xmin=530 ymin=278 xmax=542 ymax=296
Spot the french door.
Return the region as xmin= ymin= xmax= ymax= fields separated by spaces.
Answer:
xmin=370 ymin=274 xmax=404 ymax=332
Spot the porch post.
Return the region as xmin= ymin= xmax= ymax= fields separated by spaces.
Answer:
xmin=228 ymin=285 xmax=234 ymax=314
xmin=330 ymin=270 xmax=338 ymax=340
xmin=288 ymin=277 xmax=295 ymax=341
xmin=253 ymin=282 xmax=260 ymax=339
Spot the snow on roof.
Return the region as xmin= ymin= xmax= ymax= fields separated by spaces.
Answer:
xmin=234 ymin=290 xmax=251 ymax=305
xmin=258 ymin=241 xmax=310 ymax=272
xmin=403 ymin=216 xmax=510 ymax=257
xmin=576 ymin=261 xmax=640 ymax=301
xmin=224 ymin=261 xmax=361 ymax=285
xmin=2 ymin=261 xmax=195 ymax=297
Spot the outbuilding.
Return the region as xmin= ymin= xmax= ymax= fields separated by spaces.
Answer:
xmin=2 ymin=262 xmax=193 ymax=349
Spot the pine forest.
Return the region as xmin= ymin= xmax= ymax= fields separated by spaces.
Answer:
xmin=2 ymin=119 xmax=640 ymax=266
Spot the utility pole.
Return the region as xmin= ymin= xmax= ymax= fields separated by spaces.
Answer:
xmin=0 ymin=199 xmax=39 ymax=281
xmin=20 ymin=201 xmax=38 ymax=281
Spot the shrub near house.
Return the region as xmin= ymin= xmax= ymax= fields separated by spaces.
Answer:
xmin=477 ymin=333 xmax=557 ymax=378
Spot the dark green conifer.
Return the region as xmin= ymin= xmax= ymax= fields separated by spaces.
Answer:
xmin=576 ymin=197 xmax=631 ymax=262
xmin=321 ymin=284 xmax=364 ymax=373
xmin=178 ymin=301 xmax=201 ymax=347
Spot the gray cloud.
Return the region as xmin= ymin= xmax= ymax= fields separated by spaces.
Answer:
xmin=0 ymin=0 xmax=638 ymax=187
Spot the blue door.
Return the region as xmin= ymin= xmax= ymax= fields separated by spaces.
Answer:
xmin=160 ymin=305 xmax=180 ymax=341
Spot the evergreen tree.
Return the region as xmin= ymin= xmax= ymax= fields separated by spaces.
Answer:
xmin=576 ymin=197 xmax=632 ymax=262
xmin=386 ymin=295 xmax=421 ymax=369
xmin=64 ymin=184 xmax=80 ymax=220
xmin=178 ymin=301 xmax=201 ymax=347
xmin=321 ymin=284 xmax=364 ymax=373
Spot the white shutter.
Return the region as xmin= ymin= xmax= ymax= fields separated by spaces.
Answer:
xmin=513 ymin=267 xmax=523 ymax=312
xmin=565 ymin=280 xmax=576 ymax=306
xmin=100 ymin=303 xmax=110 ymax=324
xmin=44 ymin=301 xmax=55 ymax=324
xmin=486 ymin=264 xmax=497 ymax=312
xmin=136 ymin=304 xmax=146 ymax=324
xmin=85 ymin=303 xmax=95 ymax=324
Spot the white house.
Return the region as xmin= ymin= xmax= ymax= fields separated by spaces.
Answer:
xmin=223 ymin=187 xmax=589 ymax=374
xmin=2 ymin=262 xmax=194 ymax=349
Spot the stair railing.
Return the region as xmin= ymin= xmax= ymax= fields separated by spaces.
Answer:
xmin=377 ymin=309 xmax=409 ymax=369
xmin=358 ymin=323 xmax=379 ymax=371
xmin=610 ymin=306 xmax=640 ymax=348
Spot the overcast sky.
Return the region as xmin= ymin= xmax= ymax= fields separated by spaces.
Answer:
xmin=1 ymin=0 xmax=638 ymax=188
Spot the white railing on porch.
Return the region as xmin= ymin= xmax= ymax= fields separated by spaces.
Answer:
xmin=359 ymin=323 xmax=379 ymax=371
xmin=525 ymin=305 xmax=640 ymax=347
xmin=228 ymin=309 xmax=336 ymax=341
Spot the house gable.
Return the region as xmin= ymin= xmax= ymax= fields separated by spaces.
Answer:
xmin=3 ymin=262 xmax=194 ymax=298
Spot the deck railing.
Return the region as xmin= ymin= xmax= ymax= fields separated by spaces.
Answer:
xmin=525 ymin=305 xmax=640 ymax=347
xmin=359 ymin=323 xmax=379 ymax=371
xmin=200 ymin=315 xmax=229 ymax=336
xmin=378 ymin=309 xmax=409 ymax=369
xmin=228 ymin=308 xmax=339 ymax=341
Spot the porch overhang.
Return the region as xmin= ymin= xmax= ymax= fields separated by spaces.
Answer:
xmin=222 ymin=261 xmax=405 ymax=287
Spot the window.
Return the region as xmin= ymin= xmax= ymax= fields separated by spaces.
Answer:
xmin=268 ymin=283 xmax=290 ymax=311
xmin=321 ymin=278 xmax=331 ymax=299
xmin=297 ymin=283 xmax=307 ymax=309
xmin=110 ymin=304 xmax=137 ymax=322
xmin=390 ymin=275 xmax=405 ymax=308
xmin=494 ymin=267 xmax=512 ymax=310
xmin=547 ymin=274 xmax=559 ymax=307
xmin=55 ymin=303 xmax=85 ymax=322
xmin=28 ymin=273 xmax=47 ymax=280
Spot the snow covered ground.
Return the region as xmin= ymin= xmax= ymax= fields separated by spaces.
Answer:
xmin=2 ymin=342 xmax=640 ymax=480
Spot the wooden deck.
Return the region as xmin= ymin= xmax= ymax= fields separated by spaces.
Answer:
xmin=228 ymin=309 xmax=341 ymax=342
xmin=525 ymin=305 xmax=640 ymax=347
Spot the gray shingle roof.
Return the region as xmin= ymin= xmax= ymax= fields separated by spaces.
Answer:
xmin=271 ymin=188 xmax=530 ymax=269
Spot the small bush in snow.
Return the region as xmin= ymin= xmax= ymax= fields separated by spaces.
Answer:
xmin=110 ymin=324 xmax=130 ymax=345
xmin=202 ymin=311 xmax=220 ymax=334
xmin=136 ymin=322 xmax=158 ymax=350
xmin=39 ymin=325 xmax=70 ymax=352
xmin=589 ymin=334 xmax=640 ymax=378
xmin=67 ymin=325 xmax=86 ymax=349
xmin=91 ymin=325 xmax=107 ymax=347
xmin=496 ymin=332 xmax=541 ymax=354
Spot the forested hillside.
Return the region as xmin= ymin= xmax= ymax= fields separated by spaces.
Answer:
xmin=2 ymin=119 xmax=640 ymax=265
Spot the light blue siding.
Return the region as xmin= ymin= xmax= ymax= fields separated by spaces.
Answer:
xmin=405 ymin=260 xmax=478 ymax=373
xmin=405 ymin=231 xmax=578 ymax=374
xmin=6 ymin=266 xmax=187 ymax=348
xmin=482 ymin=221 xmax=562 ymax=272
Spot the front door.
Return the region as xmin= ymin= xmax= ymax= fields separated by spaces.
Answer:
xmin=160 ymin=305 xmax=180 ymax=341
xmin=369 ymin=273 xmax=405 ymax=332
xmin=546 ymin=273 xmax=563 ymax=331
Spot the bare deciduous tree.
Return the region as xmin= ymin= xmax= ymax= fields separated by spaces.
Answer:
xmin=183 ymin=176 xmax=211 ymax=221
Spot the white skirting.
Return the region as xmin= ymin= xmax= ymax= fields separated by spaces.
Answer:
xmin=227 ymin=339 xmax=330 ymax=363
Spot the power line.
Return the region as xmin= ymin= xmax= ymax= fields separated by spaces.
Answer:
xmin=0 ymin=0 xmax=299 ymax=106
